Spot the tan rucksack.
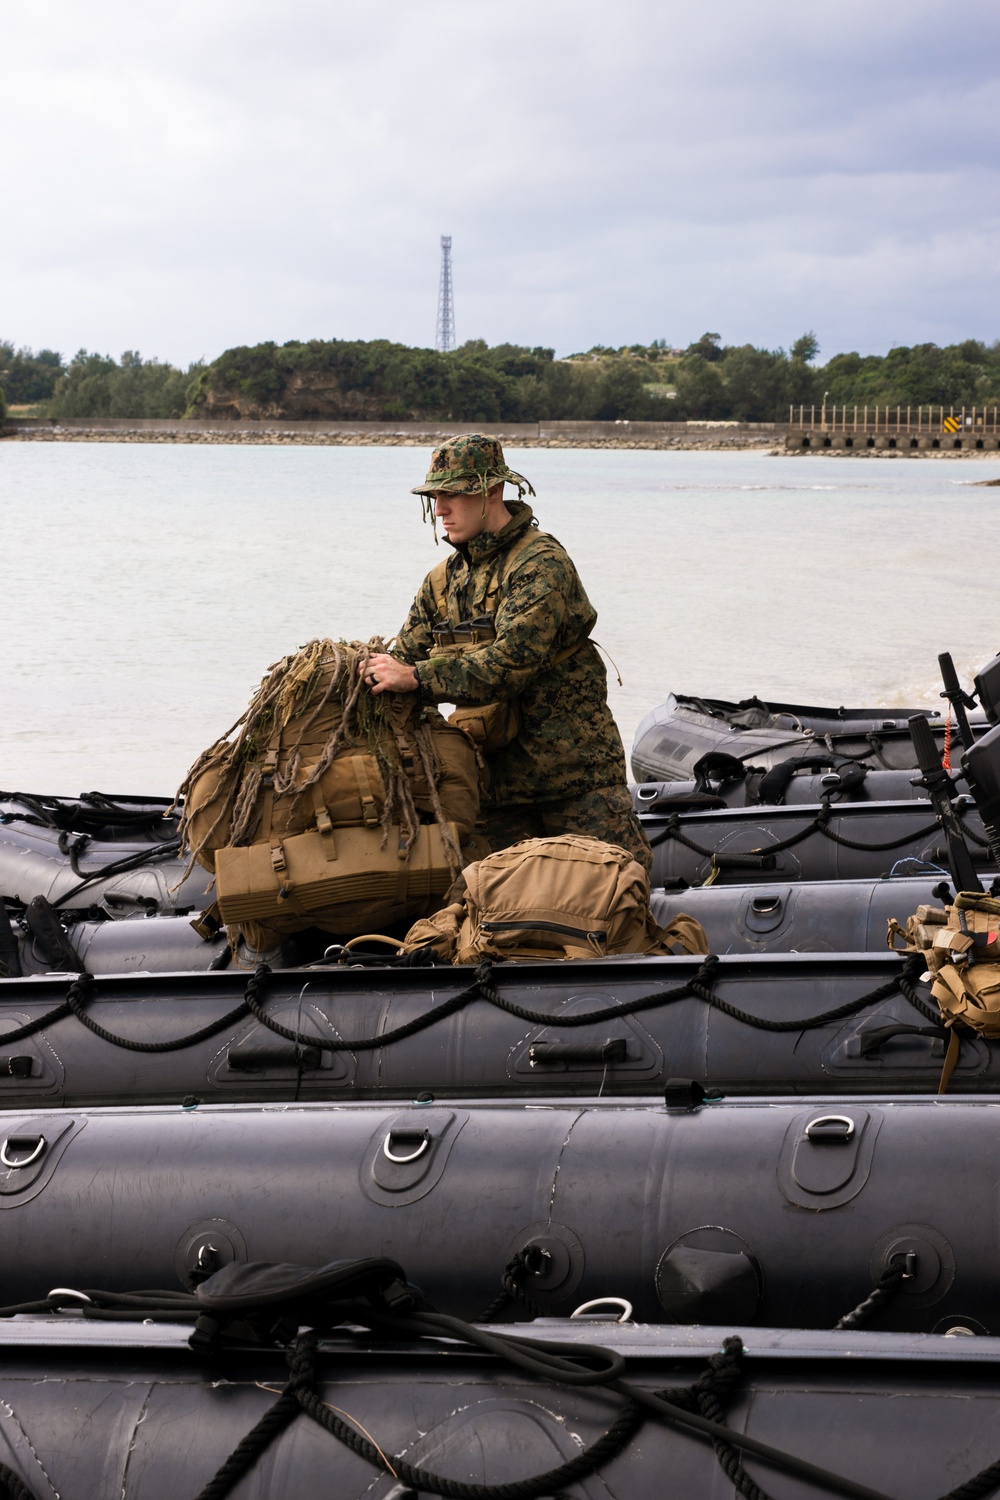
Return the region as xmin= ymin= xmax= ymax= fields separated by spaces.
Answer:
xmin=175 ymin=638 xmax=479 ymax=949
xmin=401 ymin=834 xmax=709 ymax=963
xmin=888 ymin=891 xmax=1000 ymax=1090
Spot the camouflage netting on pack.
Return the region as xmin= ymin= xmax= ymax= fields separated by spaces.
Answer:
xmin=889 ymin=890 xmax=1000 ymax=1090
xmin=175 ymin=639 xmax=479 ymax=946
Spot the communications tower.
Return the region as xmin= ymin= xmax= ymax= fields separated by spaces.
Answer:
xmin=435 ymin=235 xmax=455 ymax=352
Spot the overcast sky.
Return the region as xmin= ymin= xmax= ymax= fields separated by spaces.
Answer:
xmin=4 ymin=0 xmax=998 ymax=367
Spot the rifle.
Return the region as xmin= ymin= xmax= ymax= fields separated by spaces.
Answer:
xmin=962 ymin=722 xmax=1000 ymax=879
xmin=908 ymin=713 xmax=982 ymax=894
xmin=937 ymin=651 xmax=978 ymax=753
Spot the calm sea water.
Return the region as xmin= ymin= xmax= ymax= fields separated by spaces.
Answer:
xmin=2 ymin=441 xmax=998 ymax=796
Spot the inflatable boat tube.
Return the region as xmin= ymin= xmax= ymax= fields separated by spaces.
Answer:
xmin=632 ymin=762 xmax=941 ymax=810
xmin=643 ymin=796 xmax=990 ymax=886
xmin=1 ymin=873 xmax=948 ymax=980
xmin=0 ymin=809 xmax=211 ymax=917
xmin=0 ymin=947 xmax=973 ymax=1103
xmin=0 ymin=1316 xmax=996 ymax=1499
xmin=0 ymin=789 xmax=177 ymax=840
xmin=7 ymin=908 xmax=231 ymax=976
xmin=0 ymin=1096 xmax=997 ymax=1333
xmin=631 ymin=692 xmax=987 ymax=783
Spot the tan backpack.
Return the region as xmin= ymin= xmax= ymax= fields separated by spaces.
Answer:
xmin=402 ymin=835 xmax=709 ymax=963
xmin=888 ymin=891 xmax=1000 ymax=1090
xmin=175 ymin=639 xmax=479 ymax=949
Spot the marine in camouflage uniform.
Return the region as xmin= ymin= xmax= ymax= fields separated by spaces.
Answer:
xmin=389 ymin=434 xmax=652 ymax=872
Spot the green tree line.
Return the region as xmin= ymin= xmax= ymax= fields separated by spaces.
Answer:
xmin=0 ymin=345 xmax=203 ymax=418
xmin=4 ymin=334 xmax=1000 ymax=424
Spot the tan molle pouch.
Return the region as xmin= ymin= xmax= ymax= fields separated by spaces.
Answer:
xmin=448 ymin=699 xmax=523 ymax=756
xmin=267 ymin=752 xmax=385 ymax=837
xmin=214 ymin=820 xmax=461 ymax=931
xmin=430 ymin=615 xmax=523 ymax=756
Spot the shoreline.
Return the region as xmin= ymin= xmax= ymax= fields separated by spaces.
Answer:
xmin=2 ymin=429 xmax=780 ymax=451
xmin=5 ymin=429 xmax=1000 ymax=457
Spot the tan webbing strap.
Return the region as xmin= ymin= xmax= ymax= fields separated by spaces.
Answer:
xmin=483 ymin=527 xmax=541 ymax=614
xmin=396 ymin=832 xmax=411 ymax=903
xmin=937 ymin=1027 xmax=962 ymax=1094
xmin=351 ymin=757 xmax=380 ymax=827
xmin=310 ymin=782 xmax=338 ymax=862
xmin=258 ymin=725 xmax=283 ymax=843
xmin=429 ymin=559 xmax=450 ymax=623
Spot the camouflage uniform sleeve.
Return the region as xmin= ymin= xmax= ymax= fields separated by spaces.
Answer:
xmin=414 ymin=542 xmax=585 ymax=705
xmin=393 ymin=575 xmax=438 ymax=666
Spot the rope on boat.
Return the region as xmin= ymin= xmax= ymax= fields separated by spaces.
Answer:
xmin=648 ymin=804 xmax=990 ymax=864
xmin=0 ymin=954 xmax=932 ymax=1058
xmin=0 ymin=1270 xmax=999 ymax=1500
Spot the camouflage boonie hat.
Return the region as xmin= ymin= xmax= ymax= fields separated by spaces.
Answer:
xmin=411 ymin=433 xmax=535 ymax=499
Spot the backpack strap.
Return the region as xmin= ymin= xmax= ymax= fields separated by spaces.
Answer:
xmin=938 ymin=1027 xmax=961 ymax=1094
xmin=428 ymin=558 xmax=450 ymax=622
xmin=350 ymin=756 xmax=380 ymax=828
xmin=257 ymin=725 xmax=283 ymax=842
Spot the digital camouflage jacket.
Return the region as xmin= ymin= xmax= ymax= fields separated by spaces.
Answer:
xmin=394 ymin=502 xmax=628 ymax=809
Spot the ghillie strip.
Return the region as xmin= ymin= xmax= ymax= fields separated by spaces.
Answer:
xmin=173 ymin=639 xmax=462 ymax=877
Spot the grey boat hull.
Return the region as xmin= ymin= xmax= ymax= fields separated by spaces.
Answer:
xmin=0 ymin=947 xmax=972 ymax=1103
xmin=0 ymin=1317 xmax=994 ymax=1498
xmin=631 ymin=692 xmax=986 ymax=783
xmin=0 ymin=1097 xmax=996 ymax=1332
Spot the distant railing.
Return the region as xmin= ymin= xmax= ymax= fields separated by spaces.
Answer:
xmin=789 ymin=404 xmax=1000 ymax=434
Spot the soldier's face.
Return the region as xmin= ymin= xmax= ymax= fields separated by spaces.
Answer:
xmin=433 ymin=485 xmax=505 ymax=544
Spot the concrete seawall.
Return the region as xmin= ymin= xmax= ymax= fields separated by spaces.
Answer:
xmin=2 ymin=417 xmax=784 ymax=450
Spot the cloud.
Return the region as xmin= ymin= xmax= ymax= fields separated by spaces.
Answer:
xmin=2 ymin=0 xmax=998 ymax=363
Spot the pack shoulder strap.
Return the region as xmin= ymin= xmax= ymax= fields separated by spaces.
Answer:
xmin=483 ymin=526 xmax=544 ymax=613
xmin=428 ymin=558 xmax=450 ymax=622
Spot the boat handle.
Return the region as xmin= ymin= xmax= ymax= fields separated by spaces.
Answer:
xmin=0 ymin=1134 xmax=46 ymax=1169
xmin=635 ymin=785 xmax=659 ymax=802
xmin=570 ymin=1297 xmax=634 ymax=1323
xmin=804 ymin=1115 xmax=855 ymax=1143
xmin=383 ymin=1129 xmax=429 ymax=1164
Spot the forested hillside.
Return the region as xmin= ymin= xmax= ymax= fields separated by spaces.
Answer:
xmin=4 ymin=334 xmax=1000 ymax=423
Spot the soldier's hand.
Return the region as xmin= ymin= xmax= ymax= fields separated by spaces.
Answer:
xmin=362 ymin=653 xmax=419 ymax=695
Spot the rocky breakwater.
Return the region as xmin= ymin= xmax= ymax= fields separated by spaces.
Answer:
xmin=3 ymin=418 xmax=783 ymax=450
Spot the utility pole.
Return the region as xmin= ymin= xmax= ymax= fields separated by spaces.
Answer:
xmin=435 ymin=235 xmax=455 ymax=353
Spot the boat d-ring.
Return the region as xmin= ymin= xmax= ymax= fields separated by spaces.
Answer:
xmin=0 ymin=1135 xmax=45 ymax=1169
xmin=383 ymin=1129 xmax=429 ymax=1164
xmin=804 ymin=1114 xmax=855 ymax=1143
xmin=570 ymin=1297 xmax=634 ymax=1323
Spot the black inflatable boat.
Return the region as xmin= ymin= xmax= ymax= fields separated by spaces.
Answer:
xmin=0 ymin=938 xmax=982 ymax=1103
xmin=0 ymin=1096 xmax=996 ymax=1333
xmin=0 ymin=1311 xmax=997 ymax=1499
xmin=0 ymin=790 xmax=210 ymax=916
xmin=631 ymin=692 xmax=987 ymax=783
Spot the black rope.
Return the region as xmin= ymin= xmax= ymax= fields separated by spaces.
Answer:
xmin=194 ymin=1326 xmax=642 ymax=1500
xmin=834 ymin=1260 xmax=909 ymax=1330
xmin=658 ymin=1337 xmax=772 ymax=1500
xmin=649 ymin=805 xmax=946 ymax=859
xmin=0 ymin=1274 xmax=985 ymax=1500
xmin=237 ymin=954 xmax=932 ymax=1054
xmin=63 ymin=973 xmax=251 ymax=1054
xmin=477 ymin=1247 xmax=547 ymax=1323
xmin=0 ymin=952 xmax=934 ymax=1065
xmin=897 ymin=964 xmax=942 ymax=1024
xmin=49 ymin=839 xmax=184 ymax=909
xmin=0 ymin=1463 xmax=38 ymax=1500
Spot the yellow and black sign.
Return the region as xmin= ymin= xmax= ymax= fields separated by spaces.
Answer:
xmin=943 ymin=415 xmax=962 ymax=433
